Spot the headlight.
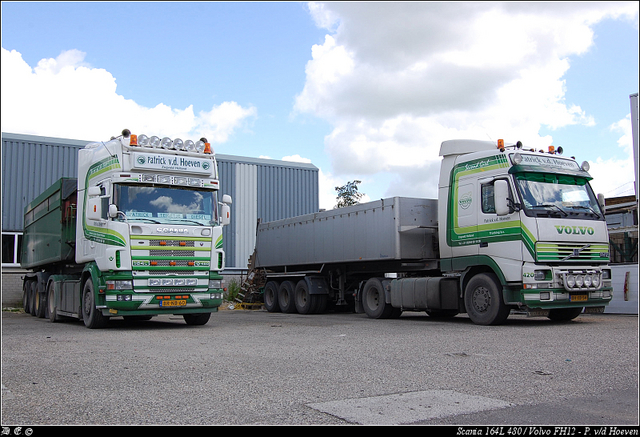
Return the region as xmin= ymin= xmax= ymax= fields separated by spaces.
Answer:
xmin=138 ymin=134 xmax=150 ymax=147
xmin=161 ymin=137 xmax=173 ymax=149
xmin=209 ymin=279 xmax=223 ymax=289
xmin=173 ymin=138 xmax=185 ymax=150
xmin=584 ymin=274 xmax=593 ymax=287
xmin=106 ymin=280 xmax=133 ymax=290
xmin=591 ymin=275 xmax=601 ymax=288
xmin=575 ymin=275 xmax=584 ymax=287
xmin=149 ymin=136 xmax=161 ymax=148
xmin=566 ymin=274 xmax=576 ymax=288
xmin=534 ymin=270 xmax=549 ymax=281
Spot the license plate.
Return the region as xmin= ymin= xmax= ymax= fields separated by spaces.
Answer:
xmin=160 ymin=300 xmax=187 ymax=307
xmin=570 ymin=294 xmax=588 ymax=302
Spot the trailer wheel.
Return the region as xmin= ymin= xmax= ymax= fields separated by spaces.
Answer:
xmin=263 ymin=281 xmax=280 ymax=312
xmin=278 ymin=281 xmax=297 ymax=313
xmin=464 ymin=273 xmax=510 ymax=325
xmin=47 ymin=281 xmax=59 ymax=322
xmin=547 ymin=307 xmax=583 ymax=322
xmin=183 ymin=313 xmax=211 ymax=325
xmin=362 ymin=278 xmax=397 ymax=319
xmin=294 ymin=280 xmax=325 ymax=314
xmin=82 ymin=280 xmax=108 ymax=329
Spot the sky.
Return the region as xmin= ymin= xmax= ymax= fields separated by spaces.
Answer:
xmin=1 ymin=2 xmax=638 ymax=211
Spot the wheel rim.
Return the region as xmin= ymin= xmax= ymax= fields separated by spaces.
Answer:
xmin=365 ymin=287 xmax=380 ymax=310
xmin=471 ymin=286 xmax=491 ymax=313
xmin=83 ymin=287 xmax=92 ymax=317
xmin=296 ymin=289 xmax=308 ymax=307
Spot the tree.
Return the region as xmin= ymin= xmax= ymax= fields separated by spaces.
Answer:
xmin=335 ymin=180 xmax=364 ymax=208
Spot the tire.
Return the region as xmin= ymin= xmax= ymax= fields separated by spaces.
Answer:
xmin=548 ymin=307 xmax=583 ymax=322
xmin=278 ymin=281 xmax=297 ymax=313
xmin=35 ymin=280 xmax=47 ymax=318
xmin=48 ymin=281 xmax=59 ymax=323
xmin=23 ymin=280 xmax=32 ymax=313
xmin=82 ymin=279 xmax=108 ymax=329
xmin=464 ymin=273 xmax=510 ymax=325
xmin=263 ymin=281 xmax=280 ymax=312
xmin=361 ymin=278 xmax=398 ymax=319
xmin=183 ymin=313 xmax=211 ymax=325
xmin=29 ymin=281 xmax=38 ymax=316
xmin=294 ymin=280 xmax=325 ymax=314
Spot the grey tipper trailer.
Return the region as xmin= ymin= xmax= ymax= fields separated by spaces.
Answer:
xmin=254 ymin=197 xmax=451 ymax=317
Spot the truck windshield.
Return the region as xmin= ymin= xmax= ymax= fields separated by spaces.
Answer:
xmin=514 ymin=173 xmax=604 ymax=220
xmin=114 ymin=184 xmax=219 ymax=225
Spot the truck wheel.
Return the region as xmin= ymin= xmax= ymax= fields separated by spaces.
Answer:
xmin=263 ymin=281 xmax=280 ymax=312
xmin=362 ymin=278 xmax=397 ymax=319
xmin=23 ymin=280 xmax=32 ymax=313
xmin=183 ymin=313 xmax=211 ymax=325
xmin=464 ymin=273 xmax=510 ymax=325
xmin=82 ymin=280 xmax=108 ymax=329
xmin=547 ymin=307 xmax=583 ymax=322
xmin=35 ymin=281 xmax=47 ymax=318
xmin=278 ymin=281 xmax=297 ymax=313
xmin=47 ymin=281 xmax=59 ymax=322
xmin=29 ymin=281 xmax=38 ymax=316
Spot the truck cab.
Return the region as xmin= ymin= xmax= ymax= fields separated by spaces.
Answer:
xmin=438 ymin=139 xmax=612 ymax=324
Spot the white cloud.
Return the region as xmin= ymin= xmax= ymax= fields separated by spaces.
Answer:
xmin=589 ymin=114 xmax=637 ymax=197
xmin=297 ymin=2 xmax=638 ymax=201
xmin=1 ymin=48 xmax=256 ymax=143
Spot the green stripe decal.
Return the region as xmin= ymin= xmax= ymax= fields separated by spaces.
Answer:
xmin=446 ymin=154 xmax=536 ymax=258
xmin=83 ymin=155 xmax=126 ymax=247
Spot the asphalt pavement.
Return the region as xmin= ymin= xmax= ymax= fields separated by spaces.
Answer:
xmin=1 ymin=308 xmax=638 ymax=426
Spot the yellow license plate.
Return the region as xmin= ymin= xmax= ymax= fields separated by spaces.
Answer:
xmin=570 ymin=294 xmax=588 ymax=302
xmin=160 ymin=300 xmax=187 ymax=307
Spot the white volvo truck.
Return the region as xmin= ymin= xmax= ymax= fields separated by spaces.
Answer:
xmin=254 ymin=139 xmax=612 ymax=325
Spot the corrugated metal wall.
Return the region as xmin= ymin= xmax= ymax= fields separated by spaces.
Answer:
xmin=2 ymin=133 xmax=319 ymax=269
xmin=2 ymin=133 xmax=86 ymax=232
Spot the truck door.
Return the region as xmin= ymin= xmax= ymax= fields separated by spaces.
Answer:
xmin=478 ymin=177 xmax=522 ymax=282
xmin=451 ymin=177 xmax=478 ymax=259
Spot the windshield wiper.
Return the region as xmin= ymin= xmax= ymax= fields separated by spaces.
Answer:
xmin=566 ymin=205 xmax=602 ymax=219
xmin=531 ymin=204 xmax=568 ymax=217
xmin=167 ymin=218 xmax=206 ymax=226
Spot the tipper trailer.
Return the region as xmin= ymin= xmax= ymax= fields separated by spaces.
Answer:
xmin=254 ymin=139 xmax=613 ymax=325
xmin=21 ymin=129 xmax=232 ymax=328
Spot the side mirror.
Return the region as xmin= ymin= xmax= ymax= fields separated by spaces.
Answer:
xmin=597 ymin=193 xmax=605 ymax=211
xmin=494 ymin=180 xmax=510 ymax=216
xmin=221 ymin=204 xmax=231 ymax=226
xmin=87 ymin=186 xmax=101 ymax=197
xmin=222 ymin=194 xmax=232 ymax=204
xmin=108 ymin=204 xmax=119 ymax=218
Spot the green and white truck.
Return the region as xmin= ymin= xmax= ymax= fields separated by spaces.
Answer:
xmin=21 ymin=129 xmax=232 ymax=328
xmin=255 ymin=139 xmax=613 ymax=325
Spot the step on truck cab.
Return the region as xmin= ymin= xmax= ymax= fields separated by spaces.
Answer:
xmin=253 ymin=139 xmax=612 ymax=325
xmin=21 ymin=129 xmax=232 ymax=328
